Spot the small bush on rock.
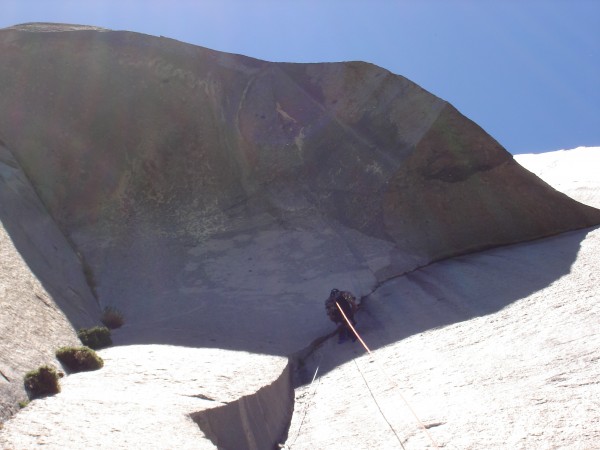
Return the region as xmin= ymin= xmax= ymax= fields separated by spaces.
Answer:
xmin=101 ymin=306 xmax=124 ymax=329
xmin=77 ymin=326 xmax=112 ymax=349
xmin=56 ymin=346 xmax=104 ymax=373
xmin=23 ymin=365 xmax=60 ymax=398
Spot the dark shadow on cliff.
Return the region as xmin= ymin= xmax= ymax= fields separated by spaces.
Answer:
xmin=1 ymin=24 xmax=600 ymax=371
xmin=1 ymin=140 xmax=596 ymax=381
xmin=295 ymin=226 xmax=597 ymax=381
xmin=99 ymin=225 xmax=591 ymax=368
xmin=0 ymin=146 xmax=100 ymax=330
xmin=1 ymin=136 xmax=597 ymax=378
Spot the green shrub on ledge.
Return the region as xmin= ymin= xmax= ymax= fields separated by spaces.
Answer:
xmin=56 ymin=346 xmax=104 ymax=373
xmin=77 ymin=326 xmax=112 ymax=349
xmin=23 ymin=365 xmax=60 ymax=399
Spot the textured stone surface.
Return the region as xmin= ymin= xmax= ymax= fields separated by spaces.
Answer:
xmin=0 ymin=21 xmax=599 ymax=449
xmin=1 ymin=148 xmax=597 ymax=449
xmin=0 ymin=143 xmax=99 ymax=421
xmin=286 ymin=206 xmax=599 ymax=449
xmin=516 ymin=147 xmax=600 ymax=209
xmin=0 ymin=23 xmax=598 ymax=363
xmin=0 ymin=346 xmax=290 ymax=449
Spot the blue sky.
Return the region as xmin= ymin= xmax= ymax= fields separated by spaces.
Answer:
xmin=2 ymin=0 xmax=599 ymax=154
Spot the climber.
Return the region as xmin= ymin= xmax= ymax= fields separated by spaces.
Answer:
xmin=325 ymin=288 xmax=358 ymax=343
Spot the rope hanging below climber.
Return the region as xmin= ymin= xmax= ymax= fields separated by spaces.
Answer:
xmin=334 ymin=297 xmax=441 ymax=449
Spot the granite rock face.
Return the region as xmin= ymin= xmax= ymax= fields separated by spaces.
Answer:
xmin=515 ymin=147 xmax=600 ymax=210
xmin=1 ymin=149 xmax=597 ymax=449
xmin=0 ymin=142 xmax=99 ymax=420
xmin=287 ymin=226 xmax=600 ymax=449
xmin=1 ymin=25 xmax=597 ymax=270
xmin=0 ymin=345 xmax=291 ymax=450
xmin=0 ymin=22 xmax=599 ymax=449
xmin=0 ymin=24 xmax=598 ymax=358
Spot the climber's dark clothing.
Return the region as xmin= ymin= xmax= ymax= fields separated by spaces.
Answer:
xmin=325 ymin=289 xmax=357 ymax=342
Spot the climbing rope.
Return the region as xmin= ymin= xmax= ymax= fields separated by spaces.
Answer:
xmin=352 ymin=357 xmax=407 ymax=449
xmin=336 ymin=302 xmax=441 ymax=449
xmin=285 ymin=364 xmax=321 ymax=449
